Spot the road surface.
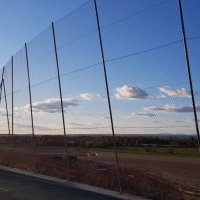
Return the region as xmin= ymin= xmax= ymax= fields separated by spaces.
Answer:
xmin=0 ymin=166 xmax=145 ymax=200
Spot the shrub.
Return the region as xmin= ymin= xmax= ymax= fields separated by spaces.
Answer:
xmin=145 ymin=146 xmax=150 ymax=152
xmin=166 ymin=148 xmax=175 ymax=154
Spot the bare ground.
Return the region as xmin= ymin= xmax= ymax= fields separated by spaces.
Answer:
xmin=82 ymin=151 xmax=200 ymax=191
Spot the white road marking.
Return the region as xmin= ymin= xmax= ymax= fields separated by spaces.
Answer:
xmin=0 ymin=187 xmax=8 ymax=192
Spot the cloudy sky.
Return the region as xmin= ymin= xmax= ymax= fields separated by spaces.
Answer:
xmin=0 ymin=0 xmax=200 ymax=136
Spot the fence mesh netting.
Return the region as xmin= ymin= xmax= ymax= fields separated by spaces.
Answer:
xmin=0 ymin=1 xmax=200 ymax=199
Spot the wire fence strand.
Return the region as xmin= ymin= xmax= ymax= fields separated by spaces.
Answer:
xmin=0 ymin=1 xmax=200 ymax=199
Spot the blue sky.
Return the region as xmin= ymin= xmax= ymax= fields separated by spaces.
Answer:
xmin=0 ymin=0 xmax=89 ymax=68
xmin=0 ymin=0 xmax=200 ymax=136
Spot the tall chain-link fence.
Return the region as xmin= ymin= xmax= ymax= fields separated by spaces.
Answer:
xmin=0 ymin=0 xmax=200 ymax=199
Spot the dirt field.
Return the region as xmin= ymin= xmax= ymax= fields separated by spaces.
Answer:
xmin=80 ymin=150 xmax=200 ymax=191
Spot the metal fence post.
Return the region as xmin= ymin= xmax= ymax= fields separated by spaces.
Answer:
xmin=25 ymin=43 xmax=36 ymax=171
xmin=0 ymin=67 xmax=11 ymax=163
xmin=11 ymin=56 xmax=14 ymax=167
xmin=0 ymin=67 xmax=4 ymax=104
xmin=0 ymin=81 xmax=2 ymax=104
xmin=178 ymin=0 xmax=200 ymax=152
xmin=94 ymin=0 xmax=122 ymax=193
xmin=2 ymin=78 xmax=11 ymax=161
xmin=51 ymin=22 xmax=70 ymax=181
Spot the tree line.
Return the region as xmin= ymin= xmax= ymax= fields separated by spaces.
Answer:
xmin=0 ymin=134 xmax=198 ymax=148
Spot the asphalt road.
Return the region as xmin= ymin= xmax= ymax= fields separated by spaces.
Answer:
xmin=0 ymin=168 xmax=124 ymax=200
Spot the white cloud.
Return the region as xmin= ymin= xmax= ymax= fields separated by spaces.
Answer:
xmin=0 ymin=108 xmax=24 ymax=119
xmin=68 ymin=122 xmax=85 ymax=126
xmin=145 ymin=104 xmax=200 ymax=113
xmin=122 ymin=115 xmax=132 ymax=119
xmin=173 ymin=120 xmax=183 ymax=124
xmin=115 ymin=85 xmax=149 ymax=100
xmin=80 ymin=93 xmax=100 ymax=101
xmin=187 ymin=118 xmax=200 ymax=123
xmin=68 ymin=121 xmax=103 ymax=127
xmin=14 ymin=123 xmax=47 ymax=130
xmin=157 ymin=95 xmax=167 ymax=99
xmin=0 ymin=109 xmax=13 ymax=117
xmin=0 ymin=121 xmax=7 ymax=125
xmin=0 ymin=109 xmax=7 ymax=117
xmin=150 ymin=120 xmax=159 ymax=123
xmin=21 ymin=98 xmax=79 ymax=114
xmin=102 ymin=116 xmax=110 ymax=120
xmin=145 ymin=106 xmax=163 ymax=111
xmin=14 ymin=113 xmax=22 ymax=118
xmin=132 ymin=112 xmax=156 ymax=117
xmin=159 ymin=87 xmax=191 ymax=98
